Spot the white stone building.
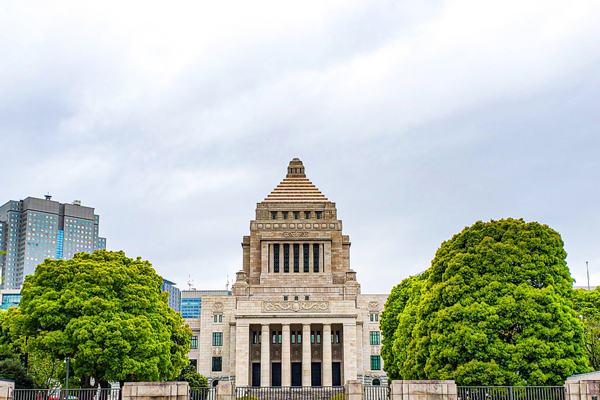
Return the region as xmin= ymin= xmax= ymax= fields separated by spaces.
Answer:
xmin=186 ymin=159 xmax=388 ymax=387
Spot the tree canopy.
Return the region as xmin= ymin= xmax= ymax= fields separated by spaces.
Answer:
xmin=381 ymin=218 xmax=590 ymax=385
xmin=572 ymin=288 xmax=600 ymax=370
xmin=11 ymin=249 xmax=192 ymax=387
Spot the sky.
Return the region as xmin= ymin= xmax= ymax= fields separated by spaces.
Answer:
xmin=1 ymin=1 xmax=600 ymax=294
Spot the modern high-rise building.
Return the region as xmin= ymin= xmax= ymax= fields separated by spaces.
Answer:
xmin=0 ymin=195 xmax=106 ymax=289
xmin=162 ymin=279 xmax=182 ymax=312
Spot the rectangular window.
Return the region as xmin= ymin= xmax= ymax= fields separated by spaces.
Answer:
xmin=336 ymin=331 xmax=340 ymax=343
xmin=283 ymin=212 xmax=288 ymax=220
xmin=305 ymin=211 xmax=311 ymax=219
xmin=317 ymin=331 xmax=321 ymax=343
xmin=219 ymin=315 xmax=223 ymax=322
xmin=313 ymin=244 xmax=320 ymax=272
xmin=284 ymin=244 xmax=289 ymax=273
xmin=212 ymin=357 xmax=223 ymax=372
xmin=293 ymin=244 xmax=299 ymax=273
xmin=311 ymin=331 xmax=315 ymax=344
xmin=191 ymin=336 xmax=198 ymax=349
xmin=284 ymin=296 xmax=288 ymax=301
xmin=298 ymin=332 xmax=302 ymax=344
xmin=370 ymin=314 xmax=374 ymax=322
xmin=370 ymin=331 xmax=380 ymax=345
xmin=303 ymin=244 xmax=309 ymax=272
xmin=274 ymin=244 xmax=280 ymax=273
xmin=305 ymin=295 xmax=309 ymax=301
xmin=293 ymin=211 xmax=299 ymax=219
xmin=375 ymin=314 xmax=379 ymax=321
xmin=315 ymin=211 xmax=322 ymax=219
xmin=271 ymin=212 xmax=277 ymax=220
xmin=213 ymin=332 xmax=223 ymax=346
xmin=371 ymin=355 xmax=381 ymax=370
xmin=292 ymin=331 xmax=296 ymax=344
xmin=214 ymin=315 xmax=218 ymax=323
xmin=272 ymin=332 xmax=277 ymax=344
xmin=278 ymin=332 xmax=282 ymax=344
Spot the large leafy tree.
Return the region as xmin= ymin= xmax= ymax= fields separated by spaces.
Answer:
xmin=383 ymin=218 xmax=590 ymax=385
xmin=0 ymin=309 xmax=35 ymax=388
xmin=572 ymin=288 xmax=600 ymax=370
xmin=12 ymin=249 xmax=192 ymax=388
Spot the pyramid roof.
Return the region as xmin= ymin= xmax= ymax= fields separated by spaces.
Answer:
xmin=262 ymin=159 xmax=329 ymax=203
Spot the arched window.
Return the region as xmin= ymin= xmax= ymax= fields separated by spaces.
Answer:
xmin=212 ymin=380 xmax=219 ymax=387
xmin=372 ymin=379 xmax=381 ymax=386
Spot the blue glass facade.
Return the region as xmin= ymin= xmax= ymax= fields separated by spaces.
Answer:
xmin=181 ymin=297 xmax=202 ymax=318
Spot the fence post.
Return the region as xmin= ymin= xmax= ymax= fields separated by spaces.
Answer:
xmin=0 ymin=379 xmax=14 ymax=400
xmin=346 ymin=380 xmax=364 ymax=400
xmin=565 ymin=373 xmax=600 ymax=400
xmin=216 ymin=382 xmax=234 ymax=400
xmin=122 ymin=382 xmax=190 ymax=400
xmin=390 ymin=380 xmax=457 ymax=400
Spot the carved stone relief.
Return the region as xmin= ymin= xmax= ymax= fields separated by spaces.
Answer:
xmin=262 ymin=301 xmax=329 ymax=313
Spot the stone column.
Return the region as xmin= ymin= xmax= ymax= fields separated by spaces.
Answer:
xmin=302 ymin=323 xmax=311 ymax=386
xmin=282 ymin=324 xmax=291 ymax=386
xmin=0 ymin=379 xmax=14 ymax=400
xmin=216 ymin=382 xmax=235 ymax=400
xmin=342 ymin=323 xmax=357 ymax=384
xmin=322 ymin=323 xmax=332 ymax=386
xmin=345 ymin=380 xmax=363 ymax=400
xmin=261 ymin=324 xmax=270 ymax=387
xmin=235 ymin=322 xmax=250 ymax=386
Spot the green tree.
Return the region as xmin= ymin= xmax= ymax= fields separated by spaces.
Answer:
xmin=12 ymin=249 xmax=192 ymax=388
xmin=383 ymin=218 xmax=590 ymax=385
xmin=175 ymin=364 xmax=208 ymax=388
xmin=0 ymin=309 xmax=35 ymax=388
xmin=572 ymin=288 xmax=600 ymax=370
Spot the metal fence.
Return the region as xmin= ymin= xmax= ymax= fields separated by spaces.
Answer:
xmin=364 ymin=385 xmax=389 ymax=400
xmin=12 ymin=388 xmax=121 ymax=400
xmin=235 ymin=386 xmax=345 ymax=400
xmin=190 ymin=387 xmax=216 ymax=400
xmin=458 ymin=387 xmax=565 ymax=400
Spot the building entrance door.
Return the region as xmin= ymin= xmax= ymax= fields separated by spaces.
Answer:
xmin=291 ymin=363 xmax=302 ymax=386
xmin=272 ymin=363 xmax=281 ymax=387
xmin=252 ymin=363 xmax=261 ymax=387
xmin=311 ymin=362 xmax=322 ymax=387
xmin=332 ymin=362 xmax=341 ymax=386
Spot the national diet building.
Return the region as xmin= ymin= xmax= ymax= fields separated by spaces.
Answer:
xmin=186 ymin=159 xmax=387 ymax=387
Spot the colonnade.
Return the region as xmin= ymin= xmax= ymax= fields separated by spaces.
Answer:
xmin=265 ymin=242 xmax=327 ymax=274
xmin=234 ymin=321 xmax=357 ymax=387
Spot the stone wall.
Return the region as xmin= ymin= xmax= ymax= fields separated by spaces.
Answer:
xmin=122 ymin=382 xmax=189 ymax=400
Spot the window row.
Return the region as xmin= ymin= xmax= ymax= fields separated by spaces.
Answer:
xmin=250 ymin=330 xmax=343 ymax=344
xmin=213 ymin=314 xmax=223 ymax=323
xmin=271 ymin=211 xmax=322 ymax=220
xmin=370 ymin=313 xmax=379 ymax=322
xmin=283 ymin=295 xmax=309 ymax=301
xmin=273 ymin=243 xmax=320 ymax=273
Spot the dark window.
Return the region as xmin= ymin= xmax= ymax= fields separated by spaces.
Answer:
xmin=293 ymin=211 xmax=299 ymax=219
xmin=213 ymin=332 xmax=223 ymax=346
xmin=212 ymin=357 xmax=223 ymax=372
xmin=293 ymin=244 xmax=299 ymax=273
xmin=315 ymin=211 xmax=322 ymax=219
xmin=311 ymin=331 xmax=315 ymax=344
xmin=214 ymin=315 xmax=218 ymax=323
xmin=219 ymin=315 xmax=223 ymax=322
xmin=291 ymin=331 xmax=296 ymax=344
xmin=294 ymin=296 xmax=298 ymax=301
xmin=253 ymin=331 xmax=259 ymax=344
xmin=190 ymin=359 xmax=198 ymax=368
xmin=305 ymin=295 xmax=309 ymax=301
xmin=298 ymin=332 xmax=302 ymax=344
xmin=303 ymin=244 xmax=309 ymax=272
xmin=370 ymin=314 xmax=374 ymax=322
xmin=370 ymin=331 xmax=380 ymax=345
xmin=313 ymin=244 xmax=319 ymax=272
xmin=317 ymin=331 xmax=321 ymax=343
xmin=283 ymin=212 xmax=288 ymax=219
xmin=375 ymin=314 xmax=379 ymax=321
xmin=271 ymin=212 xmax=277 ymax=220
xmin=371 ymin=355 xmax=381 ymax=370
xmin=335 ymin=331 xmax=340 ymax=343
xmin=284 ymin=296 xmax=288 ymax=301
xmin=191 ymin=336 xmax=198 ymax=349
xmin=304 ymin=211 xmax=311 ymax=219
xmin=284 ymin=244 xmax=289 ymax=273
xmin=274 ymin=244 xmax=280 ymax=273
xmin=373 ymin=378 xmax=381 ymax=386
xmin=278 ymin=331 xmax=282 ymax=344
xmin=272 ymin=331 xmax=277 ymax=344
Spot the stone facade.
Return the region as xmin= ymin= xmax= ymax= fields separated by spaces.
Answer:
xmin=186 ymin=159 xmax=387 ymax=387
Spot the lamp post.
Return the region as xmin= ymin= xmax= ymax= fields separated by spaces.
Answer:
xmin=65 ymin=357 xmax=70 ymax=400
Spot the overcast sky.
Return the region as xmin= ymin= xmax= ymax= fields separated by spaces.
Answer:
xmin=2 ymin=1 xmax=600 ymax=294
